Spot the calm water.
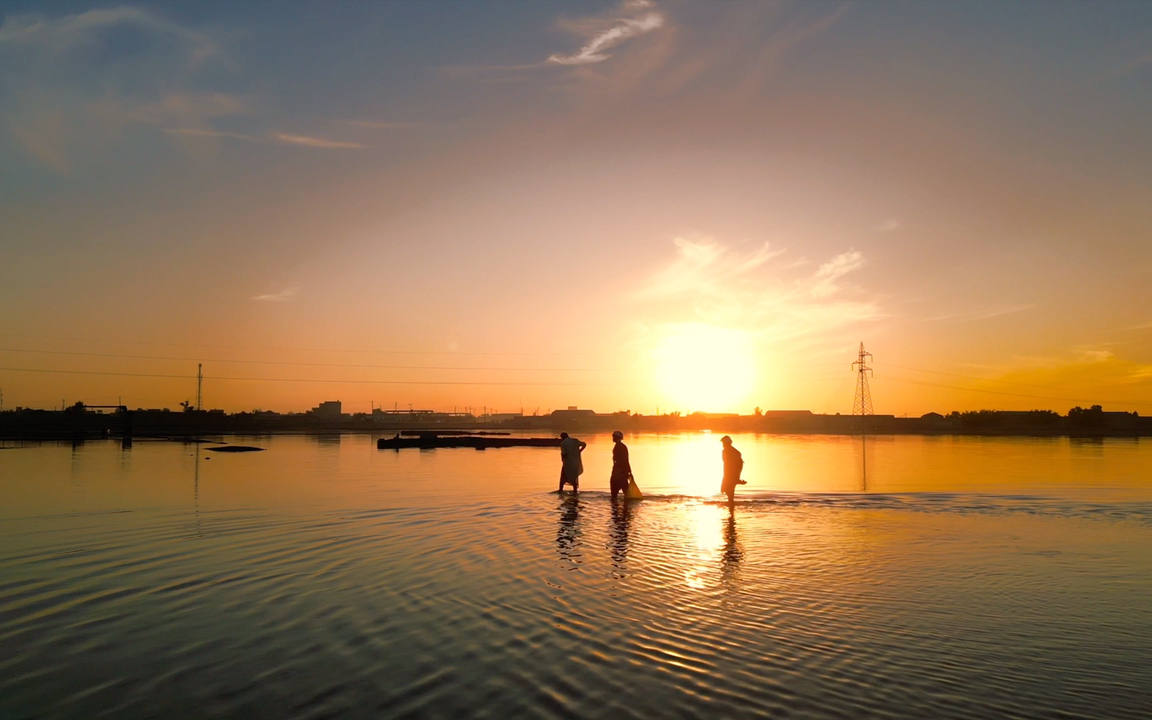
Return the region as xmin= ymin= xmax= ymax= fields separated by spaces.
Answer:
xmin=2 ymin=433 xmax=1151 ymax=719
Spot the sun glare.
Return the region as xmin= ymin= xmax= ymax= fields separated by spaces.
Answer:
xmin=654 ymin=325 xmax=756 ymax=412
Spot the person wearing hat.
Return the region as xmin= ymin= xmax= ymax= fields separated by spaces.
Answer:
xmin=609 ymin=430 xmax=633 ymax=501
xmin=720 ymin=435 xmax=746 ymax=504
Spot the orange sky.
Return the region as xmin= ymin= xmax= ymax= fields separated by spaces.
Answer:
xmin=2 ymin=1 xmax=1151 ymax=415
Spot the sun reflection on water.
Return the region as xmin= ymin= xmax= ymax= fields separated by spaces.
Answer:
xmin=3 ymin=436 xmax=1152 ymax=719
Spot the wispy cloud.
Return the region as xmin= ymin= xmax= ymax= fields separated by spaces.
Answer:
xmin=548 ymin=1 xmax=665 ymax=66
xmin=167 ymin=128 xmax=253 ymax=142
xmin=0 ymin=6 xmax=245 ymax=170
xmin=342 ymin=120 xmax=413 ymax=130
xmin=636 ymin=237 xmax=880 ymax=346
xmin=0 ymin=6 xmax=217 ymax=59
xmin=252 ymin=287 xmax=299 ymax=302
xmin=1089 ymin=52 xmax=1152 ymax=85
xmin=129 ymin=93 xmax=247 ymax=125
xmin=875 ymin=219 xmax=900 ymax=232
xmin=812 ymin=251 xmax=864 ymax=298
xmin=735 ymin=2 xmax=851 ymax=95
xmin=967 ymin=304 xmax=1036 ymax=321
xmin=168 ymin=128 xmax=364 ymax=149
xmin=1078 ymin=349 xmax=1115 ymax=363
xmin=923 ymin=304 xmax=1036 ymax=323
xmin=274 ymin=133 xmax=364 ymax=149
xmin=638 ymin=238 xmax=785 ymax=300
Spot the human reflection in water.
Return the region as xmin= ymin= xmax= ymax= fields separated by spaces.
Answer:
xmin=555 ymin=495 xmax=583 ymax=568
xmin=607 ymin=499 xmax=634 ymax=577
xmin=720 ymin=506 xmax=743 ymax=596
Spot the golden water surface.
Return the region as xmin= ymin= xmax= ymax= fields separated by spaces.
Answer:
xmin=2 ymin=433 xmax=1150 ymax=719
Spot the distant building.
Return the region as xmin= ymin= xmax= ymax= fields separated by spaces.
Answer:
xmin=1100 ymin=411 xmax=1139 ymax=430
xmin=763 ymin=410 xmax=814 ymax=420
xmin=761 ymin=410 xmax=819 ymax=431
xmin=550 ymin=407 xmax=597 ymax=427
xmin=311 ymin=401 xmax=343 ymax=419
xmin=489 ymin=412 xmax=523 ymax=423
xmin=920 ymin=412 xmax=949 ymax=429
xmin=370 ymin=408 xmax=473 ymax=425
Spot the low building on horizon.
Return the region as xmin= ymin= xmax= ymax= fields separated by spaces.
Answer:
xmin=310 ymin=401 xmax=344 ymax=419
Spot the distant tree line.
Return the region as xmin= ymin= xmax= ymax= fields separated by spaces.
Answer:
xmin=936 ymin=406 xmax=1140 ymax=430
xmin=943 ymin=409 xmax=1062 ymax=429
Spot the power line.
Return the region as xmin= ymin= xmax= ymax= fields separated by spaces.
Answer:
xmin=0 ymin=347 xmax=859 ymax=374
xmin=880 ymin=375 xmax=1152 ymax=409
xmin=873 ymin=362 xmax=1102 ymax=393
xmin=0 ymin=366 xmax=631 ymax=386
xmin=0 ymin=367 xmax=194 ymax=380
xmin=0 ymin=347 xmax=634 ymax=373
xmin=0 ymin=333 xmax=608 ymax=357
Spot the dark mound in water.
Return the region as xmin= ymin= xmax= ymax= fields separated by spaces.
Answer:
xmin=207 ymin=446 xmax=265 ymax=453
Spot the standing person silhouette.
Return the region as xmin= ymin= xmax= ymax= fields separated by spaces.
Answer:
xmin=558 ymin=432 xmax=586 ymax=494
xmin=720 ymin=435 xmax=746 ymax=504
xmin=609 ymin=430 xmax=633 ymax=501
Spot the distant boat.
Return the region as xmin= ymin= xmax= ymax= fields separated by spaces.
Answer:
xmin=377 ymin=434 xmax=560 ymax=450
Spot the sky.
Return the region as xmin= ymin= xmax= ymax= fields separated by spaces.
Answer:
xmin=2 ymin=0 xmax=1151 ymax=416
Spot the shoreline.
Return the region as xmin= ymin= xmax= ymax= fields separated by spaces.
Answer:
xmin=3 ymin=428 xmax=1149 ymax=443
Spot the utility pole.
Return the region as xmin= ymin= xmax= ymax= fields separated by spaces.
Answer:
xmin=851 ymin=342 xmax=874 ymax=428
xmin=196 ymin=364 xmax=203 ymax=411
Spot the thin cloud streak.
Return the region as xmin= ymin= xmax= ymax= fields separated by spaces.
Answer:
xmin=167 ymin=128 xmax=364 ymax=149
xmin=342 ymin=120 xmax=414 ymax=130
xmin=274 ymin=133 xmax=364 ymax=149
xmin=1089 ymin=52 xmax=1152 ymax=85
xmin=922 ymin=304 xmax=1036 ymax=323
xmin=548 ymin=3 xmax=665 ymax=66
xmin=252 ymin=287 xmax=299 ymax=302
xmin=167 ymin=128 xmax=253 ymax=142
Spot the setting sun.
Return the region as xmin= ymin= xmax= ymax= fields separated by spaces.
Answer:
xmin=653 ymin=325 xmax=756 ymax=412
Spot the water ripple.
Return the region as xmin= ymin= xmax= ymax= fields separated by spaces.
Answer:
xmin=3 ymin=438 xmax=1152 ymax=719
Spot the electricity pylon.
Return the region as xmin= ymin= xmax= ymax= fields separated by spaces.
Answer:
xmin=852 ymin=342 xmax=874 ymax=427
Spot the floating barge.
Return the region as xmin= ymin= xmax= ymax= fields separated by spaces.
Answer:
xmin=377 ymin=433 xmax=560 ymax=450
